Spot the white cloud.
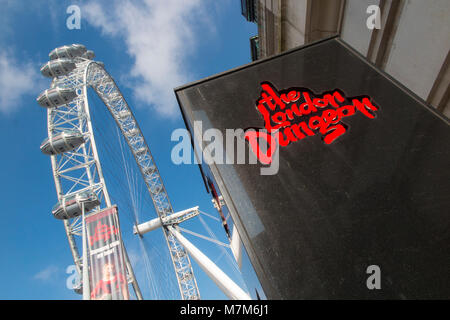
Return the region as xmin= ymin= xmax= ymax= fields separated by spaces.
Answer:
xmin=0 ymin=50 xmax=41 ymax=114
xmin=33 ymin=265 xmax=59 ymax=281
xmin=83 ymin=0 xmax=213 ymax=117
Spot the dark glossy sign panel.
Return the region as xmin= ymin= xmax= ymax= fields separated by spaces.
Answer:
xmin=175 ymin=37 xmax=450 ymax=299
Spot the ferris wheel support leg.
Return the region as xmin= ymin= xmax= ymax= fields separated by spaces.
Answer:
xmin=167 ymin=226 xmax=251 ymax=300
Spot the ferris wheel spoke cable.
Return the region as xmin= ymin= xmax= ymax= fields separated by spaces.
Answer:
xmin=214 ymin=250 xmax=226 ymax=265
xmin=177 ymin=226 xmax=230 ymax=248
xmin=197 ymin=214 xmax=247 ymax=291
xmin=90 ymin=90 xmax=145 ymax=215
xmin=88 ymin=93 xmax=163 ymax=300
xmin=88 ymin=90 xmax=140 ymax=224
xmin=199 ymin=210 xmax=221 ymax=222
xmin=87 ymin=91 xmax=138 ymax=224
xmin=138 ymin=237 xmax=159 ymax=299
xmin=88 ymin=88 xmax=179 ymax=299
xmin=138 ymin=234 xmax=180 ymax=300
xmin=89 ymin=93 xmax=156 ymax=222
xmin=177 ymin=210 xmax=247 ymax=290
xmin=117 ymin=125 xmax=141 ymax=224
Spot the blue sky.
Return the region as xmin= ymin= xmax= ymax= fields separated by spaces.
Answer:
xmin=0 ymin=0 xmax=258 ymax=300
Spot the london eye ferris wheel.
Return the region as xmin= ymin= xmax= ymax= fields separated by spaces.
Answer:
xmin=37 ymin=44 xmax=250 ymax=300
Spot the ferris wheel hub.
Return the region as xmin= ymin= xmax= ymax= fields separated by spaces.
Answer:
xmin=133 ymin=206 xmax=200 ymax=235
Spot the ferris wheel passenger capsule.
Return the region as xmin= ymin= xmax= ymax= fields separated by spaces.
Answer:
xmin=49 ymin=44 xmax=87 ymax=60
xmin=40 ymin=59 xmax=76 ymax=78
xmin=82 ymin=50 xmax=95 ymax=60
xmin=52 ymin=190 xmax=100 ymax=220
xmin=40 ymin=130 xmax=85 ymax=155
xmin=37 ymin=87 xmax=77 ymax=108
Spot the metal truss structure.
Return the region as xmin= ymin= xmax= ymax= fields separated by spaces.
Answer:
xmin=45 ymin=53 xmax=200 ymax=300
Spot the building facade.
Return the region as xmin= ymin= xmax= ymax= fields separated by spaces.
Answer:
xmin=243 ymin=0 xmax=449 ymax=118
xmin=176 ymin=36 xmax=450 ymax=299
xmin=173 ymin=1 xmax=450 ymax=299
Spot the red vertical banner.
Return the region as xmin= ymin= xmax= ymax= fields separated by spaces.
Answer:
xmin=86 ymin=206 xmax=130 ymax=300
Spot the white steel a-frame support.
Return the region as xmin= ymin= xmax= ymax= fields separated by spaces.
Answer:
xmin=134 ymin=207 xmax=251 ymax=300
xmin=167 ymin=226 xmax=251 ymax=300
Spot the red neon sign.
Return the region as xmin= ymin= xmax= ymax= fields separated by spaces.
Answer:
xmin=245 ymin=82 xmax=379 ymax=164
